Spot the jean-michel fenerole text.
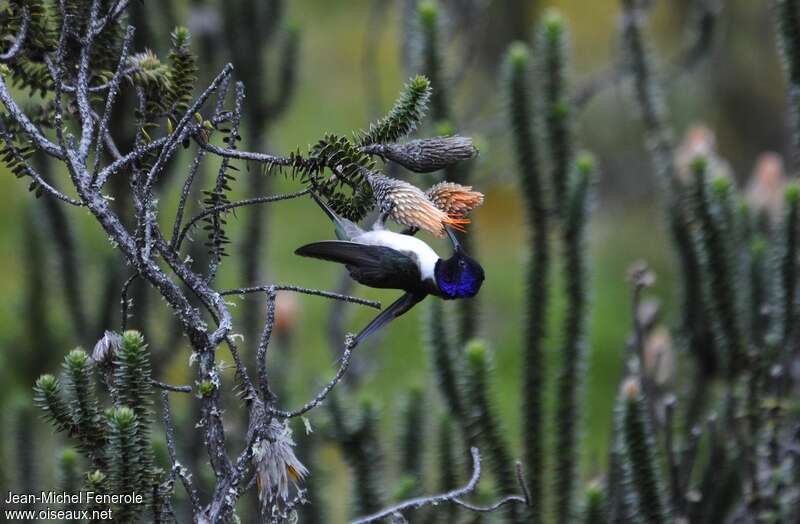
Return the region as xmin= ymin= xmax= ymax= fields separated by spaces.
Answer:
xmin=4 ymin=490 xmax=143 ymax=506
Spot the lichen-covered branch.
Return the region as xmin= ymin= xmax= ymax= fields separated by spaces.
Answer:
xmin=350 ymin=447 xmax=530 ymax=524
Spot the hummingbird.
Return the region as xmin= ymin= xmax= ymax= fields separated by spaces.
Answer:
xmin=295 ymin=192 xmax=485 ymax=346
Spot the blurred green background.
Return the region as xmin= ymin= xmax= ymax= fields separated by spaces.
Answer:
xmin=0 ymin=0 xmax=790 ymax=521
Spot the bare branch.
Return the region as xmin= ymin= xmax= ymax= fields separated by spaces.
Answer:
xmin=170 ymin=145 xmax=209 ymax=246
xmin=143 ymin=64 xmax=234 ymax=197
xmin=224 ymin=335 xmax=259 ymax=402
xmin=269 ymin=335 xmax=357 ymax=418
xmin=92 ymin=25 xmax=135 ymax=179
xmin=256 ymin=287 xmax=278 ymax=402
xmin=197 ymin=141 xmax=298 ymax=166
xmin=93 ymin=109 xmax=236 ymax=190
xmin=351 ymin=448 xmax=530 ymax=523
xmin=0 ymin=75 xmax=64 ymax=160
xmin=0 ymin=138 xmax=81 ymax=206
xmin=152 ymin=232 xmax=232 ymax=348
xmin=221 ymin=284 xmax=381 ymax=310
xmin=161 ymin=392 xmax=202 ymax=515
xmin=168 ymin=72 xmax=236 ymax=250
xmin=151 ymin=379 xmax=192 ymax=393
xmin=75 ymin=0 xmax=102 ymax=162
xmin=92 ymin=0 xmax=130 ymax=36
xmin=119 ymin=273 xmax=137 ymax=332
xmin=174 ymin=190 xmax=310 ymax=250
xmin=0 ymin=5 xmax=28 ymax=62
xmin=51 ymin=6 xmax=69 ymax=155
xmin=94 ymin=138 xmax=169 ymax=189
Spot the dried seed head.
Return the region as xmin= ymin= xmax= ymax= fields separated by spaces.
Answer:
xmin=253 ymin=418 xmax=309 ymax=508
xmin=746 ymin=152 xmax=786 ymax=223
xmin=425 ymin=182 xmax=484 ymax=217
xmin=368 ymin=173 xmax=468 ymax=237
xmin=92 ymin=330 xmax=122 ymax=368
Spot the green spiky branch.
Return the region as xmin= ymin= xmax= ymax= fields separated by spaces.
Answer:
xmin=540 ymin=10 xmax=573 ymax=214
xmin=463 ymin=340 xmax=521 ymax=522
xmin=399 ymin=386 xmax=425 ymax=490
xmin=360 ymin=75 xmax=432 ymax=146
xmin=506 ymin=40 xmax=548 ymax=524
xmin=776 ymin=183 xmax=800 ymax=349
xmin=620 ymin=380 xmax=667 ymax=524
xmin=554 ymin=154 xmax=595 ymax=522
xmin=689 ymin=159 xmax=746 ymax=379
xmin=33 ymin=332 xmax=167 ymax=520
xmin=582 ymin=482 xmax=609 ymax=524
xmin=329 ymin=394 xmax=386 ymax=517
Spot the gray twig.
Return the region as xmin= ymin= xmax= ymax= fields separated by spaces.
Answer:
xmin=161 ymin=392 xmax=202 ymax=514
xmin=175 ymin=190 xmax=310 ymax=250
xmin=91 ymin=25 xmax=135 ymax=179
xmin=351 ymin=448 xmax=530 ymax=523
xmin=221 ymin=284 xmax=381 ymax=310
xmin=0 ymin=5 xmax=28 ymax=62
xmin=152 ymin=379 xmax=192 ymax=394
xmin=270 ymin=335 xmax=357 ymax=418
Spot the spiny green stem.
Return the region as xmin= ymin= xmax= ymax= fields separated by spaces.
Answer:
xmin=621 ymin=380 xmax=667 ymax=524
xmin=555 ymin=155 xmax=594 ymax=522
xmin=506 ymin=41 xmax=548 ymax=524
xmin=690 ymin=160 xmax=746 ymax=378
xmin=540 ymin=9 xmax=573 ymax=214
xmin=464 ymin=340 xmax=520 ymax=522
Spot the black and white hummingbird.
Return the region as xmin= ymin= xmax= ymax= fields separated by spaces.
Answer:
xmin=295 ymin=192 xmax=485 ymax=346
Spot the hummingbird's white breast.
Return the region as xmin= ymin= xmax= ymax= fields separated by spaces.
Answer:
xmin=355 ymin=230 xmax=440 ymax=281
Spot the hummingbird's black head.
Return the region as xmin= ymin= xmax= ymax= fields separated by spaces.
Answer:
xmin=434 ymin=248 xmax=485 ymax=299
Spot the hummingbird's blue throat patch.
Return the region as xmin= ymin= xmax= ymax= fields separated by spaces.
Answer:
xmin=438 ymin=266 xmax=483 ymax=298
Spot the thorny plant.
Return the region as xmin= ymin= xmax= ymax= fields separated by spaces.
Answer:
xmin=0 ymin=0 xmax=530 ymax=522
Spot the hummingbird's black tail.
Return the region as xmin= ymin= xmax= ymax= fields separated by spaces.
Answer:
xmin=294 ymin=240 xmax=374 ymax=266
xmin=353 ymin=292 xmax=425 ymax=346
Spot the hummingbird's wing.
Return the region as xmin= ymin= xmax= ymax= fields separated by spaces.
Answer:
xmin=295 ymin=241 xmax=423 ymax=291
xmin=354 ymin=292 xmax=426 ymax=346
xmin=308 ymin=191 xmax=363 ymax=240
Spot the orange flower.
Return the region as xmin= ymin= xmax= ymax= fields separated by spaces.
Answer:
xmin=426 ymin=182 xmax=485 ymax=217
xmin=369 ymin=174 xmax=470 ymax=237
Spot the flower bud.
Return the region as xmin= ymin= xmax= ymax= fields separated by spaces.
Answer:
xmin=92 ymin=330 xmax=122 ymax=368
xmin=675 ymin=124 xmax=732 ymax=184
xmin=643 ymin=326 xmax=675 ymax=387
xmin=745 ymin=152 xmax=786 ymax=223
